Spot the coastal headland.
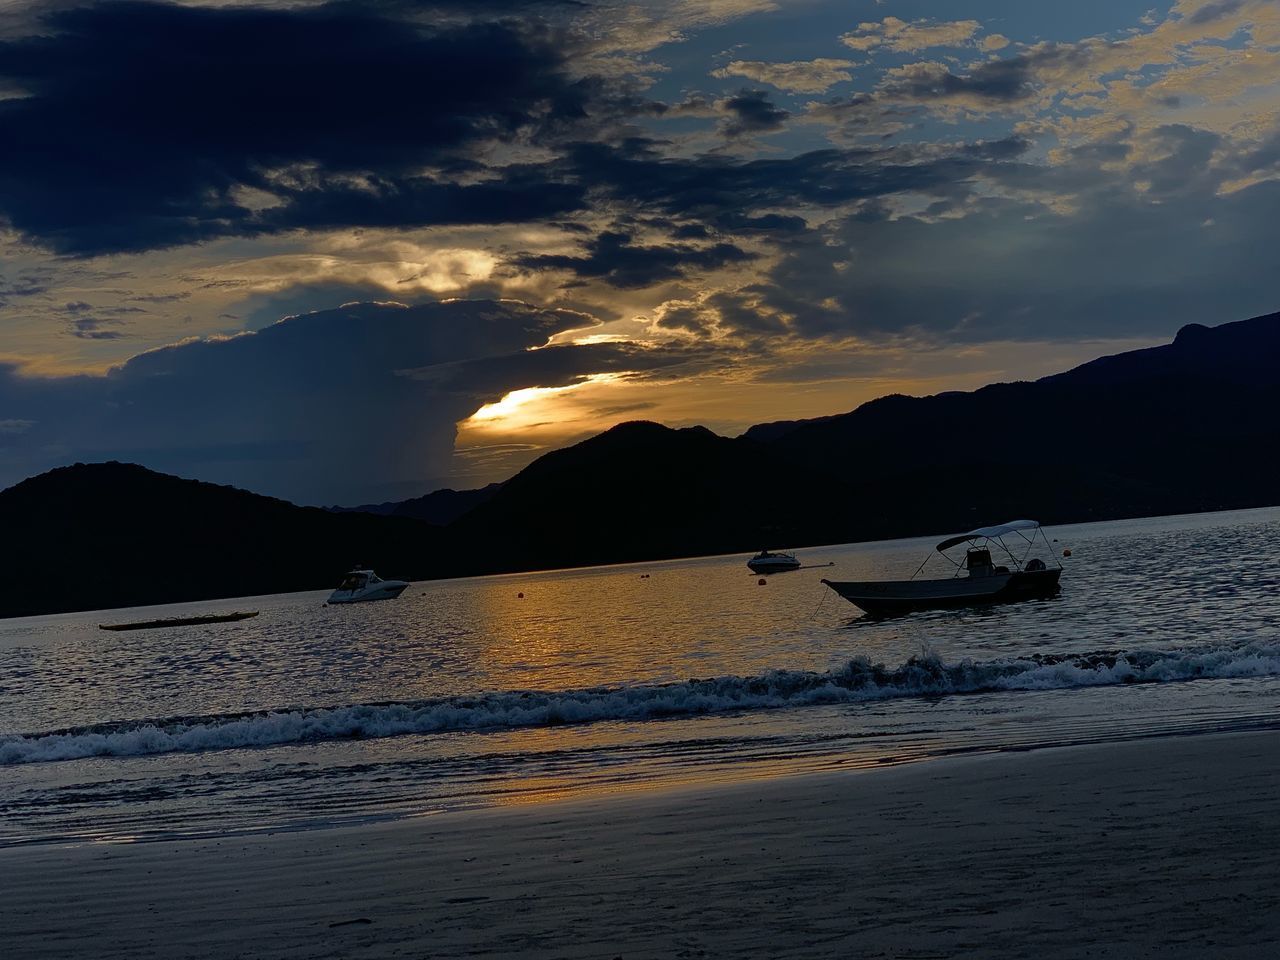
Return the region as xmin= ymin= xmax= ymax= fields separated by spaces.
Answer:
xmin=3 ymin=310 xmax=1280 ymax=618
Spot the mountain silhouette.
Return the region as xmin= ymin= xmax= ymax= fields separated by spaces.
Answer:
xmin=329 ymin=483 xmax=502 ymax=524
xmin=0 ymin=463 xmax=443 ymax=618
xmin=758 ymin=311 xmax=1280 ymax=529
xmin=449 ymin=422 xmax=843 ymax=571
xmin=3 ymin=310 xmax=1279 ymax=617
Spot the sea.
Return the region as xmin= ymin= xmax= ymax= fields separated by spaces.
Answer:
xmin=2 ymin=507 xmax=1278 ymax=848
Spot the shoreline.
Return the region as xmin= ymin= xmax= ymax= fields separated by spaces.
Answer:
xmin=4 ymin=729 xmax=1278 ymax=958
xmin=4 ymin=502 xmax=1278 ymax=622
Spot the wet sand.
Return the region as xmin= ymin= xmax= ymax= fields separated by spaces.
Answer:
xmin=3 ymin=730 xmax=1277 ymax=959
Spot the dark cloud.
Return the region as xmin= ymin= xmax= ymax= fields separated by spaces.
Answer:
xmin=352 ymin=0 xmax=583 ymax=12
xmin=561 ymin=140 xmax=1016 ymax=235
xmin=70 ymin=318 xmax=126 ymax=340
xmin=703 ymin=290 xmax=788 ymax=335
xmin=671 ymin=223 xmax=712 ymax=239
xmin=0 ymin=299 xmax=611 ymax=502
xmin=401 ymin=339 xmax=713 ymax=393
xmin=511 ymin=230 xmax=755 ymax=288
xmin=127 ymin=292 xmax=191 ymax=304
xmin=719 ymin=212 xmax=809 ymax=233
xmin=652 ymin=301 xmax=717 ymax=336
xmin=0 ymin=269 xmax=51 ymax=306
xmin=49 ymin=299 xmax=139 ymax=338
xmin=651 ymin=289 xmax=787 ymax=338
xmin=878 ymin=59 xmax=1037 ymax=104
xmin=642 ymin=87 xmax=791 ymax=138
xmin=0 ymin=1 xmax=602 ymax=254
xmin=1225 ymin=127 xmax=1280 ymax=183
xmin=802 ymin=93 xmax=917 ymax=142
xmin=716 ymin=89 xmax=790 ymax=137
xmin=256 ymin=167 xmax=587 ymax=233
xmin=0 ymin=2 xmax=1059 ymax=269
xmin=1186 ymin=0 xmax=1246 ymax=26
xmin=1130 ymin=124 xmax=1221 ymax=197
xmin=959 ymin=136 xmax=1033 ymax=161
xmin=1063 ymin=141 xmax=1133 ymax=166
xmin=737 ymin=173 xmax=1280 ymax=344
xmin=877 ymin=45 xmax=1093 ymax=108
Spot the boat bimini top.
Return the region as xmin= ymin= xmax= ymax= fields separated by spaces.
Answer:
xmin=935 ymin=520 xmax=1043 ymax=553
xmin=921 ymin=519 xmax=1061 ymax=580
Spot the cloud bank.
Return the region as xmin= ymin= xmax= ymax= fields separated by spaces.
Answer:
xmin=1 ymin=0 xmax=1279 ymax=499
xmin=0 ymin=300 xmax=654 ymax=502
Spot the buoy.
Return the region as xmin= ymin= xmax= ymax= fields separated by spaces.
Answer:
xmin=758 ymin=578 xmax=767 ymax=586
xmin=1062 ymin=549 xmax=1072 ymax=558
xmin=517 ymin=591 xmax=524 ymax=598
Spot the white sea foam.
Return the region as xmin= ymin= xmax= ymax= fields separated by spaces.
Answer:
xmin=4 ymin=644 xmax=1280 ymax=765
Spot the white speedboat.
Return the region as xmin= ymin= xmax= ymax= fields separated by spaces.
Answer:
xmin=747 ymin=549 xmax=802 ymax=573
xmin=326 ymin=569 xmax=409 ymax=604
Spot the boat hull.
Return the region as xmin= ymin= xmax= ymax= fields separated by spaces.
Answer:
xmin=326 ymin=582 xmax=409 ymax=604
xmin=747 ymin=558 xmax=802 ymax=573
xmin=822 ymin=569 xmax=1061 ymax=616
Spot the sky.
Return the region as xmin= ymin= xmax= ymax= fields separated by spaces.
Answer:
xmin=1 ymin=0 xmax=1277 ymax=504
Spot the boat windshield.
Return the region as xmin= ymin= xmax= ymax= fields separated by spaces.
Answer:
xmin=337 ymin=574 xmax=367 ymax=590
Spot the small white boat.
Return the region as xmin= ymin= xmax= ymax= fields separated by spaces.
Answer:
xmin=326 ymin=569 xmax=409 ymax=604
xmin=747 ymin=550 xmax=802 ymax=573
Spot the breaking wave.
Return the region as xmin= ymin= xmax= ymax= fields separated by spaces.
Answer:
xmin=5 ymin=643 xmax=1280 ymax=765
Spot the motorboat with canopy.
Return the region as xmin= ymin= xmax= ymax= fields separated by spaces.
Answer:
xmin=822 ymin=520 xmax=1062 ymax=616
xmin=326 ymin=568 xmax=410 ymax=604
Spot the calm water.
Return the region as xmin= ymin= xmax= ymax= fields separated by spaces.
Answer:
xmin=2 ymin=507 xmax=1279 ymax=846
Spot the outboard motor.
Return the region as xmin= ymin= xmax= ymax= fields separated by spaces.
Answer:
xmin=965 ymin=548 xmax=995 ymax=577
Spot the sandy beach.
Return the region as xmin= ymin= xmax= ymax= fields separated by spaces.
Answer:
xmin=4 ymin=730 xmax=1277 ymax=959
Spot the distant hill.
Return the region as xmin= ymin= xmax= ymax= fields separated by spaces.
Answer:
xmin=760 ymin=311 xmax=1280 ymax=532
xmin=330 ymin=483 xmax=502 ymax=525
xmin=4 ymin=311 xmax=1280 ymax=617
xmin=0 ymin=463 xmax=445 ymax=618
xmin=449 ymin=422 xmax=846 ymax=570
xmin=741 ymin=414 xmax=836 ymax=444
xmin=418 ymin=310 xmax=1280 ymax=559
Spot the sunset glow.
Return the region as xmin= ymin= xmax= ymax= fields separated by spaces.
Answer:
xmin=4 ymin=5 xmax=1280 ymax=956
xmin=0 ymin=0 xmax=1276 ymax=504
xmin=462 ymin=373 xmax=633 ymax=431
xmin=466 ymin=384 xmax=585 ymax=425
